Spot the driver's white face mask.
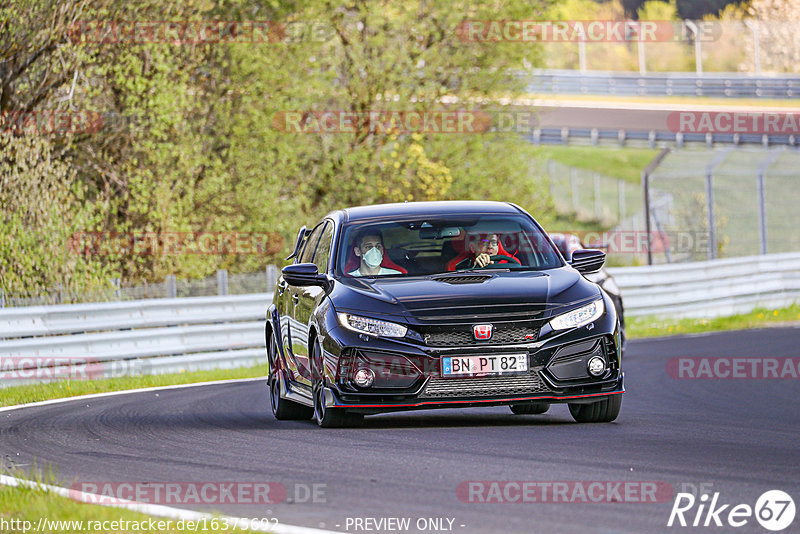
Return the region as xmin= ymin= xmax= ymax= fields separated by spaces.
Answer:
xmin=363 ymin=247 xmax=383 ymax=268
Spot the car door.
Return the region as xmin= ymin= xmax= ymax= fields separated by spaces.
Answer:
xmin=284 ymin=221 xmax=326 ymax=386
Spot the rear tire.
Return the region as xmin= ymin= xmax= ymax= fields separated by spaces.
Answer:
xmin=268 ymin=331 xmax=313 ymax=421
xmin=510 ymin=402 xmax=550 ymax=415
xmin=568 ymin=395 xmax=622 ymax=423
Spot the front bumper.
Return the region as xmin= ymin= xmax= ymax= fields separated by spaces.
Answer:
xmin=321 ymin=314 xmax=624 ymax=415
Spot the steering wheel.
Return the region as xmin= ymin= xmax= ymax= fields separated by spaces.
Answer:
xmin=455 ymin=254 xmax=519 ymax=270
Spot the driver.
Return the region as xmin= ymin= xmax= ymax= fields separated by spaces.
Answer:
xmin=453 ymin=233 xmax=521 ymax=270
xmin=348 ymin=231 xmax=402 ymax=277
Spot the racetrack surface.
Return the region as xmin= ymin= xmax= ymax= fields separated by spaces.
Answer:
xmin=1 ymin=327 xmax=799 ymax=533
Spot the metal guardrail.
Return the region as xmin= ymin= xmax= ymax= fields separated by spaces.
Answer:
xmin=608 ymin=252 xmax=800 ymax=318
xmin=0 ymin=294 xmax=271 ymax=386
xmin=3 ymin=252 xmax=799 ymax=386
xmin=525 ymin=129 xmax=798 ymax=148
xmin=527 ymin=70 xmax=800 ymax=98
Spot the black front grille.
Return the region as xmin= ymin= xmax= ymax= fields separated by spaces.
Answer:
xmin=422 ymin=324 xmax=539 ymax=346
xmin=420 ymin=370 xmax=550 ymax=398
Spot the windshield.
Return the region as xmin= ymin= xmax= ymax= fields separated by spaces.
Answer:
xmin=336 ymin=214 xmax=563 ymax=277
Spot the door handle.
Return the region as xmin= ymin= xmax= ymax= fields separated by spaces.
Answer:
xmin=291 ymin=293 xmax=300 ymax=305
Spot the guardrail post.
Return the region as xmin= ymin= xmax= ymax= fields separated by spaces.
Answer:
xmin=744 ymin=20 xmax=761 ymax=74
xmin=166 ymin=275 xmax=177 ymax=298
xmin=0 ymin=289 xmax=5 ymax=308
xmin=570 ymin=167 xmax=579 ymax=214
xmin=637 ymin=28 xmax=646 ymax=74
xmin=217 ymin=269 xmax=228 ymax=296
xmin=757 ymin=149 xmax=783 ymax=255
xmin=642 ymin=148 xmax=671 ymax=265
xmin=703 ymin=148 xmax=733 ymax=260
xmin=593 ymin=173 xmax=601 ymax=220
xmin=266 ymin=265 xmax=278 ymax=292
xmin=685 ymin=20 xmax=703 ymax=76
xmin=112 ymin=278 xmax=121 ymax=300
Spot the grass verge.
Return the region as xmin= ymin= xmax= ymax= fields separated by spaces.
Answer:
xmin=536 ymin=145 xmax=656 ymax=184
xmin=627 ymin=303 xmax=800 ymax=339
xmin=0 ymin=472 xmax=251 ymax=533
xmin=0 ymin=365 xmax=266 ymax=408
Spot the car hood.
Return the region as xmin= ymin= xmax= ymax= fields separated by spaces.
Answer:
xmin=331 ymin=268 xmax=599 ymax=324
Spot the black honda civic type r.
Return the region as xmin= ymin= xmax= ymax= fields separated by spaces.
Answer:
xmin=266 ymin=201 xmax=624 ymax=427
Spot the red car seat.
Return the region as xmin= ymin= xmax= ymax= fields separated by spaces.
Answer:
xmin=445 ymin=233 xmax=521 ymax=271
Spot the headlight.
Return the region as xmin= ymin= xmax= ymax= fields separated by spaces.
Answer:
xmin=549 ymin=299 xmax=604 ymax=331
xmin=337 ymin=313 xmax=408 ymax=338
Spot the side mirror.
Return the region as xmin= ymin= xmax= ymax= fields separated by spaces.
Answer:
xmin=570 ymin=249 xmax=606 ymax=274
xmin=282 ymin=263 xmax=332 ymax=291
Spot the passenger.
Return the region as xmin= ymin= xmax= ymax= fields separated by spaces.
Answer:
xmin=452 ymin=232 xmax=521 ymax=270
xmin=348 ymin=231 xmax=402 ymax=277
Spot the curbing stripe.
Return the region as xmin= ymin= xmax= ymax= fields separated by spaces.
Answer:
xmin=0 ymin=377 xmax=341 ymax=534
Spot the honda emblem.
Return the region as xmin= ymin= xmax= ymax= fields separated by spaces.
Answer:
xmin=473 ymin=324 xmax=493 ymax=340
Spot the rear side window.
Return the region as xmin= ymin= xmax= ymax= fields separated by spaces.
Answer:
xmin=298 ymin=223 xmax=324 ymax=264
xmin=313 ymin=222 xmax=333 ymax=272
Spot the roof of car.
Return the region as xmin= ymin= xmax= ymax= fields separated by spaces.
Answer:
xmin=338 ymin=201 xmax=523 ymax=222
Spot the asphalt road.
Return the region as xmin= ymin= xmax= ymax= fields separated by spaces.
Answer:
xmin=2 ymin=327 xmax=799 ymax=534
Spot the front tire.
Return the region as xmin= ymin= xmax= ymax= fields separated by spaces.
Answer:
xmin=311 ymin=340 xmax=363 ymax=428
xmin=568 ymin=394 xmax=622 ymax=423
xmin=268 ymin=331 xmax=312 ymax=421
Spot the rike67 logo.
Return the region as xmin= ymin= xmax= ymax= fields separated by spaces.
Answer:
xmin=668 ymin=490 xmax=795 ymax=531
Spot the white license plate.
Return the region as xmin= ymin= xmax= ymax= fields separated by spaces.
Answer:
xmin=442 ymin=354 xmax=528 ymax=377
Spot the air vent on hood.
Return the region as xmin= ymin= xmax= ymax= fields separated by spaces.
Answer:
xmin=431 ymin=274 xmax=492 ymax=284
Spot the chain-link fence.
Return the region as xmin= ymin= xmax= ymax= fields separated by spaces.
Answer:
xmin=647 ymin=147 xmax=800 ymax=263
xmin=0 ymin=266 xmax=280 ymax=308
xmin=540 ymin=159 xmax=643 ymax=228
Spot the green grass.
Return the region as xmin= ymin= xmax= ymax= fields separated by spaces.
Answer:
xmin=0 ymin=365 xmax=266 ymax=408
xmin=628 ymin=303 xmax=800 ymax=339
xmin=536 ymin=145 xmax=657 ymax=184
xmin=0 ymin=472 xmax=249 ymax=533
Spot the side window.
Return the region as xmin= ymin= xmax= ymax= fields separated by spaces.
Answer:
xmin=298 ymin=223 xmax=324 ymax=264
xmin=313 ymin=222 xmax=333 ymax=272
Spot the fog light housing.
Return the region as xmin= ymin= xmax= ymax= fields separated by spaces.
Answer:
xmin=353 ymin=368 xmax=375 ymax=388
xmin=587 ymin=356 xmax=606 ymax=377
